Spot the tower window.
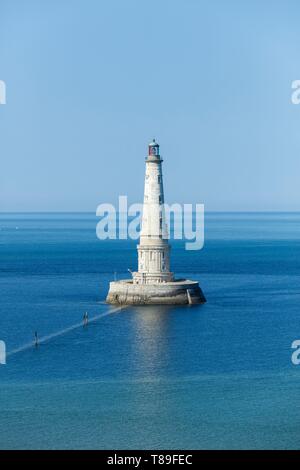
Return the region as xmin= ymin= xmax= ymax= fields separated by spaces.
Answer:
xmin=158 ymin=175 xmax=161 ymax=183
xmin=149 ymin=145 xmax=158 ymax=156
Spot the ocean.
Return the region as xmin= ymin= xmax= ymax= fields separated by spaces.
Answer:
xmin=0 ymin=212 xmax=299 ymax=449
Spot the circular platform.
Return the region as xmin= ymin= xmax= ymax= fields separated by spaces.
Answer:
xmin=106 ymin=279 xmax=206 ymax=305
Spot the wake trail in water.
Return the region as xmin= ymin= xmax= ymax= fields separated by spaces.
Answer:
xmin=7 ymin=306 xmax=124 ymax=358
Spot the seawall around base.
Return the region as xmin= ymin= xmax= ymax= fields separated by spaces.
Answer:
xmin=106 ymin=279 xmax=206 ymax=305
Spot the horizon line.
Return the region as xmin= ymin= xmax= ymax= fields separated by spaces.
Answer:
xmin=0 ymin=210 xmax=300 ymax=214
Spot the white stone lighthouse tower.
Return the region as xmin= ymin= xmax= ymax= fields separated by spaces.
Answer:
xmin=133 ymin=139 xmax=173 ymax=284
xmin=106 ymin=139 xmax=206 ymax=305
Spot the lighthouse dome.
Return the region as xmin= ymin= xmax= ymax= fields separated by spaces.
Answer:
xmin=149 ymin=139 xmax=159 ymax=147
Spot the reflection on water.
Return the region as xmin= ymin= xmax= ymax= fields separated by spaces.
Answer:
xmin=129 ymin=306 xmax=181 ymax=376
xmin=125 ymin=306 xmax=179 ymax=421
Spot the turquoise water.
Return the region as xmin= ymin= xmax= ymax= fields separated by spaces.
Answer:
xmin=0 ymin=213 xmax=300 ymax=449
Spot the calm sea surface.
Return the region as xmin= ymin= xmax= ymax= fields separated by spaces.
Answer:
xmin=0 ymin=212 xmax=300 ymax=449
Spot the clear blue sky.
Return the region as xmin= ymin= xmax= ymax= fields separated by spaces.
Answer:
xmin=0 ymin=0 xmax=299 ymax=211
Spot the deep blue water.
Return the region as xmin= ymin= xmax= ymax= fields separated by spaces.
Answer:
xmin=0 ymin=212 xmax=300 ymax=449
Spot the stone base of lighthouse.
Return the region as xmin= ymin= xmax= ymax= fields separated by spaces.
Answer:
xmin=106 ymin=279 xmax=206 ymax=305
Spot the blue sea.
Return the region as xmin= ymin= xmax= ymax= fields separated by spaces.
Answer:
xmin=0 ymin=212 xmax=300 ymax=449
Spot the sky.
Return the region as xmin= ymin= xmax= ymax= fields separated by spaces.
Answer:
xmin=0 ymin=0 xmax=300 ymax=211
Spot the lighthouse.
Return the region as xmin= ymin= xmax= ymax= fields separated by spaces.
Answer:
xmin=106 ymin=140 xmax=206 ymax=305
xmin=133 ymin=139 xmax=173 ymax=284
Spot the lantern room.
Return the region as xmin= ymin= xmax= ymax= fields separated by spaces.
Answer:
xmin=148 ymin=139 xmax=160 ymax=157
